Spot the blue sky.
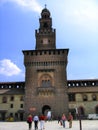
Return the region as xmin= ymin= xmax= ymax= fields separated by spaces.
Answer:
xmin=0 ymin=0 xmax=98 ymax=82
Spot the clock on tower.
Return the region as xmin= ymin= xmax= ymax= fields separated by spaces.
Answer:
xmin=43 ymin=38 xmax=48 ymax=44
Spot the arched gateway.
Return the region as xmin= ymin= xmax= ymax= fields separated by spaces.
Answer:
xmin=42 ymin=105 xmax=51 ymax=115
xmin=23 ymin=7 xmax=69 ymax=118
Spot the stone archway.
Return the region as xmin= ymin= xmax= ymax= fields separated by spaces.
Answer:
xmin=42 ymin=105 xmax=51 ymax=115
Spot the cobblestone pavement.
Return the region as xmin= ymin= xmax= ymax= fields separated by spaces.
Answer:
xmin=0 ymin=120 xmax=98 ymax=130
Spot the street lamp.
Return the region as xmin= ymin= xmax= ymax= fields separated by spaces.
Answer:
xmin=76 ymin=107 xmax=82 ymax=130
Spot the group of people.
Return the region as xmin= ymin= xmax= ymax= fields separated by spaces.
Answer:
xmin=27 ymin=110 xmax=52 ymax=130
xmin=27 ymin=112 xmax=73 ymax=130
xmin=27 ymin=113 xmax=46 ymax=130
xmin=58 ymin=112 xmax=73 ymax=128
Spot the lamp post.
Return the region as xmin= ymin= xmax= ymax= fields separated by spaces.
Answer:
xmin=76 ymin=107 xmax=82 ymax=130
xmin=78 ymin=111 xmax=82 ymax=130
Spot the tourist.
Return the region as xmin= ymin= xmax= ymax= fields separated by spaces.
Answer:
xmin=27 ymin=114 xmax=33 ymax=130
xmin=33 ymin=115 xmax=39 ymax=130
xmin=39 ymin=113 xmax=46 ymax=130
xmin=57 ymin=115 xmax=61 ymax=124
xmin=68 ymin=112 xmax=73 ymax=128
xmin=61 ymin=113 xmax=66 ymax=128
xmin=47 ymin=110 xmax=52 ymax=121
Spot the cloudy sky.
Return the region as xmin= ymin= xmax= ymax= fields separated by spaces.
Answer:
xmin=0 ymin=0 xmax=98 ymax=82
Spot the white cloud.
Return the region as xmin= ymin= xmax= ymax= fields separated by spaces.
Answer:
xmin=0 ymin=59 xmax=22 ymax=76
xmin=63 ymin=0 xmax=98 ymax=31
xmin=0 ymin=0 xmax=42 ymax=13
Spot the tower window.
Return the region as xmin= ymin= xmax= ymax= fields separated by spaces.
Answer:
xmin=40 ymin=74 xmax=53 ymax=87
xmin=43 ymin=22 xmax=48 ymax=28
xmin=44 ymin=15 xmax=47 ymax=18
xmin=41 ymin=80 xmax=51 ymax=87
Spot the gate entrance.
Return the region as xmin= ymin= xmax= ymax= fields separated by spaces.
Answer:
xmin=42 ymin=105 xmax=51 ymax=115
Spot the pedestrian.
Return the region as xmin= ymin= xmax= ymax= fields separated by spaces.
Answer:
xmin=47 ymin=110 xmax=52 ymax=121
xmin=57 ymin=115 xmax=61 ymax=124
xmin=27 ymin=114 xmax=33 ymax=130
xmin=33 ymin=115 xmax=39 ymax=130
xmin=61 ymin=113 xmax=66 ymax=128
xmin=39 ymin=113 xmax=46 ymax=130
xmin=68 ymin=112 xmax=73 ymax=128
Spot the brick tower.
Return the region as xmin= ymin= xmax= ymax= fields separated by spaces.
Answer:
xmin=23 ymin=7 xmax=69 ymax=117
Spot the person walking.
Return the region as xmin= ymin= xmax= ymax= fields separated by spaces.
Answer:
xmin=33 ymin=115 xmax=39 ymax=130
xmin=27 ymin=114 xmax=33 ymax=130
xmin=68 ymin=112 xmax=73 ymax=128
xmin=61 ymin=113 xmax=66 ymax=128
xmin=47 ymin=110 xmax=52 ymax=121
xmin=57 ymin=115 xmax=61 ymax=124
xmin=39 ymin=113 xmax=46 ymax=130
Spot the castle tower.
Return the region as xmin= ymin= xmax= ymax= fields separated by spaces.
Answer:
xmin=23 ymin=7 xmax=69 ymax=117
xmin=35 ymin=7 xmax=56 ymax=50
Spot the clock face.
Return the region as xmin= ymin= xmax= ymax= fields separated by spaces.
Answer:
xmin=43 ymin=38 xmax=48 ymax=44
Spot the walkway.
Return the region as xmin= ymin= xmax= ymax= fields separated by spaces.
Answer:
xmin=0 ymin=120 xmax=98 ymax=130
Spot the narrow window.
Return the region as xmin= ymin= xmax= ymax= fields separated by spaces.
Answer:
xmin=20 ymin=96 xmax=24 ymax=101
xmin=20 ymin=104 xmax=23 ymax=108
xmin=10 ymin=96 xmax=14 ymax=101
xmin=10 ymin=104 xmax=13 ymax=108
xmin=2 ymin=96 xmax=7 ymax=103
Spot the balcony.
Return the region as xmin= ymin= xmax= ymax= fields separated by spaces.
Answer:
xmin=37 ymin=86 xmax=55 ymax=94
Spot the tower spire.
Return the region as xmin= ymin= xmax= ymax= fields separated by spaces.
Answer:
xmin=35 ymin=7 xmax=56 ymax=50
xmin=45 ymin=4 xmax=47 ymax=8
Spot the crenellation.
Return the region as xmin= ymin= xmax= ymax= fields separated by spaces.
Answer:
xmin=23 ymin=49 xmax=68 ymax=56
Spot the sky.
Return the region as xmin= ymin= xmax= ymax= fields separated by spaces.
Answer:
xmin=0 ymin=0 xmax=98 ymax=82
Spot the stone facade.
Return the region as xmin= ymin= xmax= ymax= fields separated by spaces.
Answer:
xmin=23 ymin=7 xmax=69 ymax=117
xmin=68 ymin=80 xmax=98 ymax=118
xmin=0 ymin=82 xmax=25 ymax=121
xmin=0 ymin=79 xmax=98 ymax=120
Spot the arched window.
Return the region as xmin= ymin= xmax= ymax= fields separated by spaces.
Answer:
xmin=40 ymin=74 xmax=52 ymax=87
xmin=92 ymin=95 xmax=97 ymax=101
xmin=83 ymin=95 xmax=88 ymax=101
xmin=43 ymin=22 xmax=48 ymax=28
xmin=41 ymin=79 xmax=51 ymax=87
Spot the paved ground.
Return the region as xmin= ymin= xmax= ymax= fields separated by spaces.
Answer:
xmin=0 ymin=120 xmax=98 ymax=130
